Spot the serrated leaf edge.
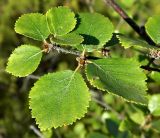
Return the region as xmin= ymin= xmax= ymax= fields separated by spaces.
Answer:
xmin=117 ymin=34 xmax=153 ymax=49
xmin=76 ymin=12 xmax=114 ymax=51
xmin=145 ymin=15 xmax=159 ymax=44
xmin=117 ymin=34 xmax=131 ymax=49
xmin=85 ymin=58 xmax=148 ymax=105
xmin=46 ymin=6 xmax=77 ymax=36
xmin=29 ymin=71 xmax=91 ymax=131
xmin=15 ymin=13 xmax=49 ymax=41
xmin=96 ymin=13 xmax=114 ymax=49
xmin=6 ymin=44 xmax=42 ymax=77
xmin=91 ymin=13 xmax=114 ymax=50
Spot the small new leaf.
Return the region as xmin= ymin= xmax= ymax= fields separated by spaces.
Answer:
xmin=74 ymin=13 xmax=114 ymax=51
xmin=29 ymin=70 xmax=91 ymax=130
xmin=15 ymin=13 xmax=50 ymax=41
xmin=117 ymin=34 xmax=153 ymax=49
xmin=6 ymin=45 xmax=42 ymax=77
xmin=148 ymin=94 xmax=160 ymax=116
xmin=86 ymin=58 xmax=148 ymax=104
xmin=150 ymin=71 xmax=160 ymax=84
xmin=145 ymin=15 xmax=160 ymax=44
xmin=51 ymin=32 xmax=84 ymax=46
xmin=46 ymin=6 xmax=76 ymax=36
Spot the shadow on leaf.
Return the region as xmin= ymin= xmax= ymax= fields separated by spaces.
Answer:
xmin=81 ymin=34 xmax=99 ymax=45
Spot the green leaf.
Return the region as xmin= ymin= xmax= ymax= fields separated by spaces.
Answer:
xmin=15 ymin=13 xmax=50 ymax=41
xmin=86 ymin=58 xmax=148 ymax=104
xmin=145 ymin=15 xmax=160 ymax=44
xmin=117 ymin=34 xmax=153 ymax=49
xmin=6 ymin=45 xmax=42 ymax=77
xmin=46 ymin=6 xmax=76 ymax=36
xmin=150 ymin=71 xmax=160 ymax=84
xmin=74 ymin=13 xmax=114 ymax=51
xmin=129 ymin=112 xmax=145 ymax=125
xmin=29 ymin=70 xmax=90 ymax=130
xmin=148 ymin=94 xmax=160 ymax=116
xmin=51 ymin=32 xmax=83 ymax=46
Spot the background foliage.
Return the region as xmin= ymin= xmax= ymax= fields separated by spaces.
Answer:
xmin=0 ymin=0 xmax=160 ymax=137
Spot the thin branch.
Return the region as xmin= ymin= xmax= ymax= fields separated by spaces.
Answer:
xmin=27 ymin=75 xmax=40 ymax=80
xmin=50 ymin=44 xmax=81 ymax=56
xmin=86 ymin=0 xmax=94 ymax=13
xmin=44 ymin=43 xmax=160 ymax=72
xmin=92 ymin=97 xmax=123 ymax=119
xmin=141 ymin=65 xmax=160 ymax=72
xmin=30 ymin=125 xmax=44 ymax=138
xmin=46 ymin=42 xmax=101 ymax=59
xmin=91 ymin=90 xmax=124 ymax=119
xmin=103 ymin=0 xmax=156 ymax=46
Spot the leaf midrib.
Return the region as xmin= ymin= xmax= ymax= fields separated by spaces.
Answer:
xmin=91 ymin=62 xmax=145 ymax=96
xmin=29 ymin=16 xmax=45 ymax=40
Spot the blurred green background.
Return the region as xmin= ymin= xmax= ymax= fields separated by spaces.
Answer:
xmin=1 ymin=0 xmax=160 ymax=137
